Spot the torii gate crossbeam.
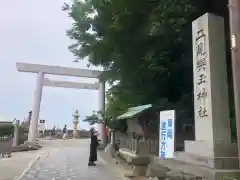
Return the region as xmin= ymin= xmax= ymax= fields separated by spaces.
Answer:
xmin=16 ymin=62 xmax=106 ymax=143
xmin=43 ymin=78 xmax=100 ymax=90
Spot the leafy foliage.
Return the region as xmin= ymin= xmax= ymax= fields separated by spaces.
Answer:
xmin=83 ymin=110 xmax=127 ymax=132
xmin=0 ymin=122 xmax=14 ymax=137
xmin=64 ymin=0 xmax=233 ymax=134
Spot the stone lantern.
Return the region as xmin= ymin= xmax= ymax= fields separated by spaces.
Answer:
xmin=72 ymin=109 xmax=80 ymax=138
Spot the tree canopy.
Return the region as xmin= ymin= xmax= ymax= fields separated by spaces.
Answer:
xmin=83 ymin=110 xmax=127 ymax=132
xmin=63 ymin=0 xmax=233 ymax=132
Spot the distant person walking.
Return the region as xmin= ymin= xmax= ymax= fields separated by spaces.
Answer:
xmin=44 ymin=129 xmax=48 ymax=139
xmin=52 ymin=126 xmax=56 ymax=136
xmin=62 ymin=125 xmax=68 ymax=140
xmin=88 ymin=128 xmax=99 ymax=166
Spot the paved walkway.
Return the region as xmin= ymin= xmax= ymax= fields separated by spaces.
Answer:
xmin=0 ymin=148 xmax=48 ymax=180
xmin=17 ymin=139 xmax=123 ymax=180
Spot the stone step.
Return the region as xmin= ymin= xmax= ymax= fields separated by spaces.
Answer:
xmin=174 ymin=151 xmax=211 ymax=168
xmin=151 ymin=157 xmax=240 ymax=180
xmin=173 ymin=151 xmax=239 ymax=169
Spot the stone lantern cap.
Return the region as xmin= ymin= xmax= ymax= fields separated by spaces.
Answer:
xmin=73 ymin=109 xmax=79 ymax=118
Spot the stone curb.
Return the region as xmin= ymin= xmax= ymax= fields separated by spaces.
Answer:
xmin=99 ymin=151 xmax=131 ymax=180
xmin=13 ymin=150 xmax=52 ymax=180
xmin=99 ymin=152 xmax=150 ymax=180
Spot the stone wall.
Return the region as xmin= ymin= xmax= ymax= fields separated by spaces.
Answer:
xmin=38 ymin=129 xmax=90 ymax=139
xmin=175 ymin=128 xmax=194 ymax=151
xmin=116 ymin=126 xmax=194 ymax=154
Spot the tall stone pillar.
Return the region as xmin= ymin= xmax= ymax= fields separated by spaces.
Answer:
xmin=184 ymin=13 xmax=238 ymax=169
xmin=28 ymin=72 xmax=44 ymax=142
xmin=73 ymin=110 xmax=79 ymax=138
xmin=98 ymin=81 xmax=106 ymax=144
xmin=110 ymin=130 xmax=116 ymax=145
xmin=13 ymin=120 xmax=20 ymax=146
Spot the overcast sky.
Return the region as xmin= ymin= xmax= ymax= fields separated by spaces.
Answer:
xmin=0 ymin=0 xmax=100 ymax=130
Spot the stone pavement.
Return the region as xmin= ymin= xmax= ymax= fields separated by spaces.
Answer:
xmin=17 ymin=139 xmax=123 ymax=180
xmin=0 ymin=148 xmax=49 ymax=180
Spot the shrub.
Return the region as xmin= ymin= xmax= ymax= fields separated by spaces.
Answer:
xmin=0 ymin=121 xmax=14 ymax=137
xmin=19 ymin=124 xmax=29 ymax=134
xmin=18 ymin=124 xmax=29 ymax=144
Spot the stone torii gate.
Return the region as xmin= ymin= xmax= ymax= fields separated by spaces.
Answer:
xmin=16 ymin=62 xmax=106 ymax=143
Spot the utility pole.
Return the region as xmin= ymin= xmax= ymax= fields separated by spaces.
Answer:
xmin=229 ymin=0 xmax=240 ymax=167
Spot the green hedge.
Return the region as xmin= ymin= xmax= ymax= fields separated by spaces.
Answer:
xmin=19 ymin=125 xmax=29 ymax=144
xmin=0 ymin=122 xmax=14 ymax=137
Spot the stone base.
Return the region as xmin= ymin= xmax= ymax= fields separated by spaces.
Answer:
xmin=174 ymin=151 xmax=239 ymax=169
xmin=122 ymin=164 xmax=148 ymax=178
xmin=12 ymin=143 xmax=41 ymax=152
xmin=118 ymin=148 xmax=150 ymax=177
xmin=149 ymin=156 xmax=240 ymax=180
xmin=184 ymin=140 xmax=238 ymax=169
xmin=118 ymin=148 xmax=150 ymax=165
xmin=24 ymin=141 xmax=39 ymax=145
xmin=184 ymin=140 xmax=238 ymax=157
xmin=98 ymin=143 xmax=107 ymax=150
xmin=73 ymin=132 xmax=79 ymax=139
xmin=146 ymin=163 xmax=170 ymax=178
xmin=72 ymin=136 xmax=80 ymax=139
xmin=24 ymin=141 xmax=42 ymax=148
xmin=104 ymin=143 xmax=118 ymax=157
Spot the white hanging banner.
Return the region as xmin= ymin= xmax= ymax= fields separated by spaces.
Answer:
xmin=38 ymin=119 xmax=46 ymax=131
xmin=159 ymin=110 xmax=175 ymax=159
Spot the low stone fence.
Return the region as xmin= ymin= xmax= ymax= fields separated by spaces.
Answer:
xmin=117 ymin=134 xmax=159 ymax=156
xmin=114 ymin=134 xmax=158 ymax=177
xmin=38 ymin=130 xmax=90 ymax=139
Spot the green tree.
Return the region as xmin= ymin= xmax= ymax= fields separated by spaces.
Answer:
xmin=64 ymin=0 xmax=234 ymax=134
xmin=83 ymin=110 xmax=127 ymax=132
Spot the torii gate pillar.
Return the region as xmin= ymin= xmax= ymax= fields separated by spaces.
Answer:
xmin=16 ymin=62 xmax=106 ymax=143
xmin=28 ymin=72 xmax=44 ymax=142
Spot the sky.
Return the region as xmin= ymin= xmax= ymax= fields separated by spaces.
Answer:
xmin=0 ymin=0 xmax=100 ymax=130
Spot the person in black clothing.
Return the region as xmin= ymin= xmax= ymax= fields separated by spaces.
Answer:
xmin=62 ymin=125 xmax=67 ymax=140
xmin=88 ymin=128 xmax=99 ymax=166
